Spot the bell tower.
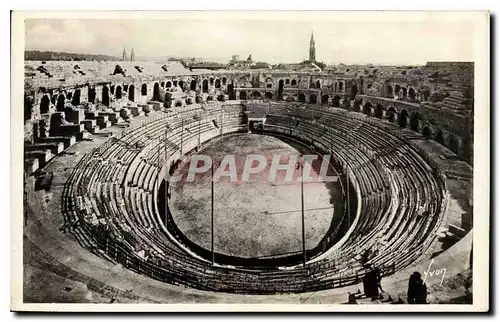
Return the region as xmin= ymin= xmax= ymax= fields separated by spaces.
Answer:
xmin=309 ymin=32 xmax=316 ymax=62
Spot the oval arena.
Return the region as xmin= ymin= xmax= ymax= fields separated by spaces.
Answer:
xmin=23 ymin=60 xmax=473 ymax=303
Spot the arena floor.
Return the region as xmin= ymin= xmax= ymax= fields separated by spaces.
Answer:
xmin=169 ymin=134 xmax=343 ymax=258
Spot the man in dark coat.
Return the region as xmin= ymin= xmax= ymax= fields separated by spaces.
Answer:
xmin=407 ymin=272 xmax=428 ymax=304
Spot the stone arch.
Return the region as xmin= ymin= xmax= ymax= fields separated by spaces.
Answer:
xmin=402 ymin=87 xmax=408 ymax=98
xmin=350 ymin=84 xmax=358 ymax=100
xmin=265 ymin=92 xmax=273 ymax=100
xmin=298 ymin=93 xmax=306 ymax=103
xmin=363 ymin=102 xmax=372 ymax=116
xmin=166 ymin=81 xmax=172 ymax=88
xmin=175 ymin=101 xmax=182 ymax=107
xmin=422 ymin=126 xmax=431 ymax=139
xmin=202 ymin=79 xmax=208 ymax=93
xmin=56 ymin=94 xmax=66 ymax=111
xmin=387 ymin=106 xmax=396 ymax=122
xmin=291 ymin=79 xmax=297 ymax=86
xmin=316 ymin=80 xmax=321 ymax=89
xmin=128 ymin=85 xmax=135 ymax=102
xmin=102 ymin=86 xmax=110 ymax=106
xmin=435 ymin=129 xmax=445 ymax=145
xmin=448 ymin=135 xmax=459 ymax=154
xmin=88 ymin=87 xmax=97 ymax=103
xmin=222 ymin=77 xmax=227 ymax=86
xmin=173 ymin=80 xmax=178 ymax=87
xmin=374 ymin=104 xmax=383 ymax=118
xmin=239 ymin=91 xmax=247 ymax=100
xmin=209 ymin=77 xmax=214 ymax=86
xmin=40 ymin=95 xmax=50 ymax=114
xmin=141 ymin=84 xmax=147 ymax=96
xmin=190 ymin=80 xmax=197 ymax=91
xmin=251 ymin=91 xmax=262 ymax=99
xmin=398 ymin=109 xmax=409 ymax=127
xmin=409 ymin=87 xmax=416 ymax=101
xmin=178 ymin=81 xmax=185 ymax=91
xmin=278 ymin=79 xmax=284 ymax=100
xmin=332 ymin=95 xmax=341 ymax=107
xmin=115 ymin=86 xmax=122 ymax=99
xmin=386 ymin=84 xmax=393 ymax=96
xmin=321 ymin=95 xmax=329 ymax=105
xmin=338 ymin=82 xmax=343 ymax=92
xmin=215 ymin=79 xmax=221 ymax=89
xmin=153 ymin=83 xmax=160 ymax=101
xmin=160 ymin=81 xmax=165 ymax=88
xmin=353 ymin=99 xmax=362 ymax=111
xmin=395 ymin=84 xmax=401 ymax=95
xmin=71 ymin=89 xmax=81 ymax=106
xmin=409 ymin=112 xmax=419 ymax=131
xmin=309 ymin=94 xmax=317 ymax=104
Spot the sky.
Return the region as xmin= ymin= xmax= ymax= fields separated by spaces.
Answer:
xmin=24 ymin=12 xmax=479 ymax=65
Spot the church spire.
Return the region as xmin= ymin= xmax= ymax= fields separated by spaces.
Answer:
xmin=122 ymin=47 xmax=127 ymax=61
xmin=309 ymin=32 xmax=316 ymax=62
xmin=130 ymin=48 xmax=135 ymax=61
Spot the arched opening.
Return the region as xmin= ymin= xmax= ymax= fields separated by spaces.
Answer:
xmin=422 ymin=89 xmax=430 ymax=101
xmin=265 ymin=92 xmax=273 ymax=100
xmin=332 ymin=95 xmax=341 ymax=108
xmin=141 ymin=84 xmax=147 ymax=96
xmin=71 ymin=89 xmax=81 ymax=106
xmin=409 ymin=87 xmax=416 ymax=101
xmin=375 ymin=104 xmax=383 ymax=118
xmin=352 ymin=99 xmax=361 ymax=111
xmin=217 ymin=94 xmax=225 ymax=102
xmin=363 ymin=102 xmax=372 ymax=116
xmin=435 ymin=130 xmax=445 ymax=145
xmin=166 ymin=81 xmax=172 ymax=88
xmin=291 ymin=79 xmax=297 ymax=86
xmin=298 ymin=93 xmax=306 ymax=103
xmin=190 ymin=80 xmax=197 ymax=91
xmin=88 ymin=87 xmax=96 ymax=103
xmin=350 ymin=84 xmax=358 ymax=100
xmin=309 ymin=94 xmax=317 ymax=104
xmin=40 ymin=95 xmax=50 ymax=114
xmin=228 ymin=82 xmax=235 ymax=100
xmin=398 ymin=109 xmax=408 ymax=127
xmin=215 ymin=79 xmax=221 ymax=89
xmin=128 ymin=85 xmax=135 ymax=102
xmin=278 ymin=79 xmax=284 ymax=100
xmin=153 ymin=83 xmax=160 ymax=101
xmin=222 ymin=77 xmax=227 ymax=86
xmin=387 ymin=106 xmax=396 ymax=122
xmin=395 ymin=84 xmax=401 ymax=95
xmin=321 ymin=95 xmax=329 ymax=105
xmin=410 ymin=112 xmax=419 ymax=131
xmin=102 ymin=86 xmax=110 ymax=106
xmin=402 ymin=87 xmax=408 ymax=98
xmin=239 ymin=91 xmax=247 ymax=100
xmin=178 ymin=81 xmax=185 ymax=91
xmin=386 ymin=84 xmax=393 ymax=96
xmin=448 ymin=136 xmax=459 ymax=154
xmin=422 ymin=126 xmax=431 ymax=139
xmin=115 ymin=86 xmax=122 ymax=99
xmin=110 ymin=85 xmax=115 ymax=95
xmin=66 ymin=92 xmax=73 ymax=100
xmin=251 ymin=91 xmax=262 ymax=99
xmin=51 ymin=95 xmax=57 ymax=104
xmin=24 ymin=95 xmax=33 ymax=121
xmin=202 ymin=79 xmax=208 ymax=93
xmin=161 ymin=81 xmax=165 ymax=88
xmin=175 ymin=101 xmax=182 ymax=107
xmin=338 ymin=82 xmax=343 ymax=92
xmin=123 ymin=84 xmax=129 ymax=92
xmin=316 ymin=80 xmax=321 ymax=89
xmin=172 ymin=80 xmax=178 ymax=87
xmin=56 ymin=94 xmax=66 ymax=111
xmin=209 ymin=77 xmax=214 ymax=86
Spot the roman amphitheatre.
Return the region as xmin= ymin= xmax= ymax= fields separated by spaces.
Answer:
xmin=21 ymin=42 xmax=474 ymax=304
